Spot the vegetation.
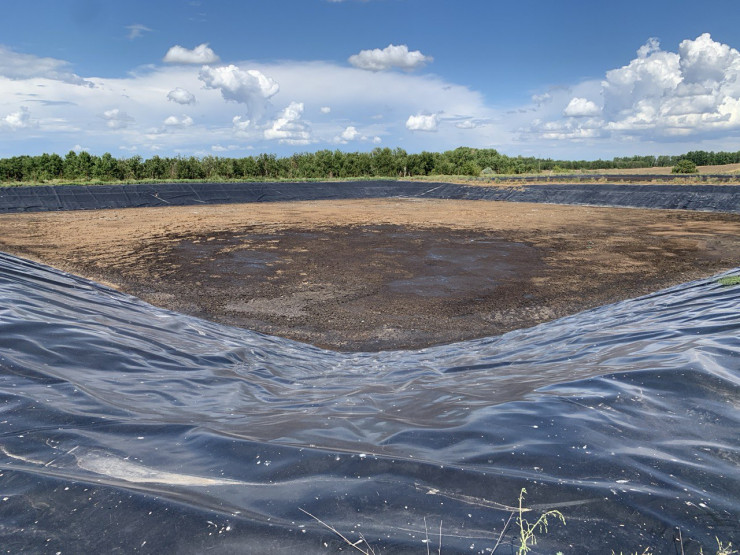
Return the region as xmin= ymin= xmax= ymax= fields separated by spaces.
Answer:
xmin=514 ymin=488 xmax=565 ymax=555
xmin=717 ymin=276 xmax=740 ymax=286
xmin=673 ymin=159 xmax=699 ymax=174
xmin=299 ymin=488 xmax=736 ymax=555
xmin=2 ymin=147 xmax=740 ymax=185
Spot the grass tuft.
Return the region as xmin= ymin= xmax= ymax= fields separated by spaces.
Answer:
xmin=717 ymin=276 xmax=740 ymax=286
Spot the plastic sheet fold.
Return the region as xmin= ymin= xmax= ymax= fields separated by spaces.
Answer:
xmin=1 ymin=252 xmax=738 ymax=553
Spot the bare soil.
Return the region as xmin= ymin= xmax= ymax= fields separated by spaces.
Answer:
xmin=1 ymin=198 xmax=739 ymax=351
xmin=577 ymin=162 xmax=740 ymax=175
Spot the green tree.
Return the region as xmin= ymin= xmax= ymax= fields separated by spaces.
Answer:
xmin=672 ymin=159 xmax=698 ymax=174
xmin=94 ymin=152 xmax=122 ymax=180
xmin=76 ymin=151 xmax=95 ymax=180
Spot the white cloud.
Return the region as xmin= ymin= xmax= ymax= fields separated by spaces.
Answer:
xmin=0 ymin=45 xmax=92 ymax=86
xmin=563 ymin=97 xmax=601 ymax=117
xmin=533 ymin=33 xmax=740 ymax=141
xmin=163 ymin=43 xmax=220 ymax=64
xmin=232 ymin=116 xmax=252 ymax=136
xmin=333 ymin=125 xmax=362 ymax=144
xmin=264 ymin=101 xmax=312 ymax=144
xmin=199 ymin=65 xmax=279 ymax=122
xmin=453 ymin=117 xmax=490 ymax=129
xmin=320 ymin=106 xmax=331 ymax=114
xmin=163 ymin=115 xmax=194 ymax=128
xmin=349 ymin=44 xmax=432 ymax=71
xmin=406 ymin=113 xmax=438 ymax=132
xmin=167 ymin=87 xmax=196 ymax=105
xmin=637 ymin=37 xmax=661 ymax=59
xmin=2 ymin=107 xmax=34 ymax=129
xmin=0 ymin=55 xmax=497 ymax=156
xmin=125 ymin=24 xmax=152 ymax=40
xmin=102 ymin=108 xmax=134 ymax=129
xmin=211 ymin=144 xmax=241 ymax=152
xmin=455 ymin=120 xmax=477 ymax=129
xmin=679 ymin=32 xmax=739 ymax=84
xmin=340 ymin=126 xmax=360 ymax=141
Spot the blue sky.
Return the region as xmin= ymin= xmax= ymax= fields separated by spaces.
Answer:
xmin=2 ymin=0 xmax=740 ymax=160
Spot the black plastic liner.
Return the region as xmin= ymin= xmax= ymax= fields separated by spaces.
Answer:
xmin=1 ymin=252 xmax=738 ymax=553
xmin=1 ymin=181 xmax=739 ymax=213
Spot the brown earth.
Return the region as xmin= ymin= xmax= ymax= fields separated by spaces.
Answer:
xmin=1 ymin=198 xmax=739 ymax=351
xmin=577 ymin=162 xmax=740 ymax=175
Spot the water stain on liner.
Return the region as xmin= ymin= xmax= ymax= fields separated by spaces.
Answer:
xmin=0 ymin=251 xmax=738 ymax=553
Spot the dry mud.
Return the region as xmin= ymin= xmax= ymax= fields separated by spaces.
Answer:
xmin=2 ymin=198 xmax=739 ymax=350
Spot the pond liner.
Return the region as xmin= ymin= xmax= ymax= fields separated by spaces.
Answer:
xmin=1 ymin=251 xmax=738 ymax=553
xmin=1 ymin=180 xmax=739 ymax=213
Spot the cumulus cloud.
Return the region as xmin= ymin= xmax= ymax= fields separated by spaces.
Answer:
xmin=406 ymin=113 xmax=438 ymax=132
xmin=563 ymin=97 xmax=601 ymax=117
xmin=679 ymin=32 xmax=739 ymax=84
xmin=340 ymin=126 xmax=360 ymax=141
xmin=534 ymin=33 xmax=740 ymax=141
xmin=320 ymin=106 xmax=331 ymax=114
xmin=199 ymin=65 xmax=279 ymax=122
xmin=163 ymin=115 xmax=194 ymax=128
xmin=232 ymin=116 xmax=252 ymax=136
xmin=102 ymin=108 xmax=134 ymax=129
xmin=0 ymin=49 xmax=497 ymax=155
xmin=2 ymin=107 xmax=33 ymax=129
xmin=349 ymin=44 xmax=432 ymax=71
xmin=264 ymin=101 xmax=312 ymax=144
xmin=636 ymin=37 xmax=661 ymax=59
xmin=163 ymin=43 xmax=220 ymax=64
xmin=167 ymin=87 xmax=196 ymax=105
xmin=333 ymin=125 xmax=362 ymax=143
xmin=0 ymin=45 xmax=92 ymax=86
xmin=536 ymin=118 xmax=604 ymax=140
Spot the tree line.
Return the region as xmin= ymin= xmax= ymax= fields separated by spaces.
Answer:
xmin=1 ymin=147 xmax=738 ymax=184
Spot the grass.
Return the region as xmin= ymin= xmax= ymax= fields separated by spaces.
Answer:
xmin=403 ymin=174 xmax=740 ymax=186
xmin=717 ymin=276 xmax=740 ymax=286
xmin=301 ymin=488 xmax=565 ymax=554
xmin=0 ymin=175 xmax=391 ymax=188
xmin=514 ymin=488 xmax=566 ymax=555
xmin=300 ymin=488 xmax=735 ymax=554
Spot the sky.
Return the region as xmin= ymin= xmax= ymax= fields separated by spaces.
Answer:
xmin=2 ymin=0 xmax=740 ymax=160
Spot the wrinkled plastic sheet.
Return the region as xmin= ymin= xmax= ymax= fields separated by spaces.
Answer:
xmin=1 ymin=252 xmax=738 ymax=553
xmin=1 ymin=181 xmax=739 ymax=213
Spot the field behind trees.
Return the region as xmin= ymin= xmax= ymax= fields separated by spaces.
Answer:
xmin=2 ymin=146 xmax=740 ymax=185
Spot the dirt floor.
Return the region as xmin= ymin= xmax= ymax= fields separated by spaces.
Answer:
xmin=2 ymin=198 xmax=740 ymax=351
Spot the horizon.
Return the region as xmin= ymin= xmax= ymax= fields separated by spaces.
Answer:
xmin=2 ymin=1 xmax=740 ymax=160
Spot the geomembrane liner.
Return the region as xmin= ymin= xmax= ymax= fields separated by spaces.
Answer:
xmin=1 ymin=181 xmax=739 ymax=213
xmin=1 ymin=251 xmax=738 ymax=553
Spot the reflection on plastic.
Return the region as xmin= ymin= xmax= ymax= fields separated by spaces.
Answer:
xmin=0 ymin=252 xmax=738 ymax=553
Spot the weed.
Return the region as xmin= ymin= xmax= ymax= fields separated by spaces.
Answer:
xmin=299 ymin=507 xmax=377 ymax=555
xmin=701 ymin=538 xmax=738 ymax=555
xmin=717 ymin=276 xmax=740 ymax=286
xmin=300 ymin=490 xmax=731 ymax=554
xmin=513 ymin=488 xmax=566 ymax=555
